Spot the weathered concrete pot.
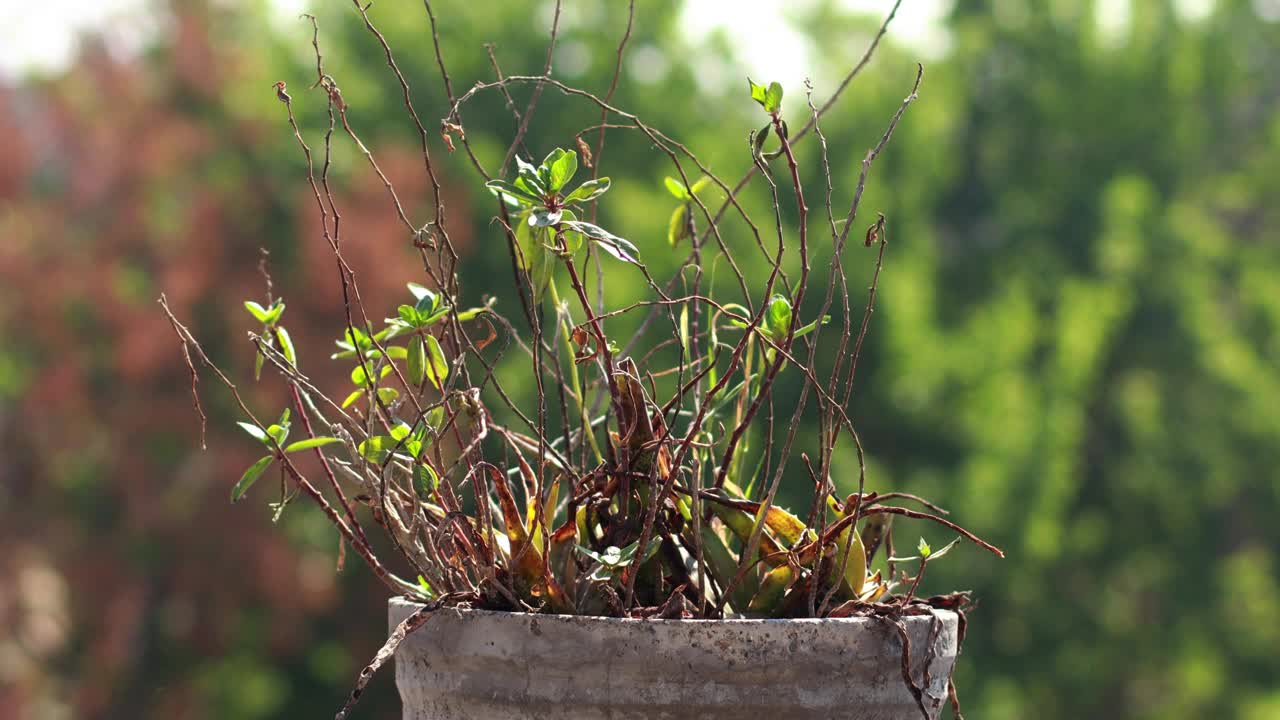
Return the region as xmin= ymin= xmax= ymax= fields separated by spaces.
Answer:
xmin=389 ymin=597 xmax=959 ymax=719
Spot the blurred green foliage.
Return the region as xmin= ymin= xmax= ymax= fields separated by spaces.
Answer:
xmin=1 ymin=0 xmax=1278 ymax=718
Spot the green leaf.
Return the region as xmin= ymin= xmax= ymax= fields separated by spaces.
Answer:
xmin=918 ymin=537 xmax=932 ymax=558
xmin=410 ymin=418 xmax=429 ymax=445
xmin=358 ymin=435 xmax=392 ymax=463
xmin=383 ymin=345 xmax=409 ymax=360
xmin=400 ymin=310 xmax=421 ymax=329
xmin=413 ymin=288 xmax=439 ymax=316
xmin=491 ymin=185 xmax=524 ymax=209
xmin=668 ymin=205 xmax=687 ymax=247
xmin=237 ymin=422 xmax=268 ymax=443
xmin=258 ymin=299 xmax=285 ymax=326
xmin=231 ymin=455 xmax=274 ymax=502
xmin=376 ymin=387 xmax=400 ymax=405
xmin=545 ymin=148 xmax=578 ymax=192
xmin=664 ymin=176 xmax=690 ymax=201
xmin=764 ymin=81 xmax=784 ymax=113
xmin=254 ymin=334 xmax=271 ymax=381
xmin=276 ymin=327 xmax=296 ymax=367
xmin=390 ymin=421 xmax=413 ymax=442
xmin=835 ymin=522 xmax=867 ymax=597
xmin=407 ymin=282 xmax=432 ymax=302
xmin=748 ymin=563 xmax=795 ymax=616
xmin=558 ymin=209 xmax=583 ymax=253
xmin=426 ymin=405 xmax=445 ymax=430
xmin=515 ymin=156 xmax=546 ymax=196
xmin=332 ymin=327 xmax=370 ymax=359
xmin=244 ymin=300 xmax=271 ymax=324
xmin=407 ymin=335 xmax=426 ymax=386
xmin=350 ymin=362 xmax=393 ymax=387
xmin=285 ymin=436 xmax=341 ymax=453
xmin=529 ymin=208 xmax=563 ymax=227
xmin=485 ymin=179 xmax=540 ymax=205
xmin=679 ymin=304 xmax=690 ymax=360
xmin=412 ymin=463 xmax=439 ymax=501
xmin=266 ymin=423 xmax=289 ymax=447
xmin=416 ymin=574 xmax=435 ymax=599
xmin=690 ymin=176 xmax=713 ymax=196
xmin=515 ymin=217 xmax=552 ymax=302
xmin=578 ymin=539 xmax=659 ymax=575
xmin=563 ymin=220 xmax=639 ymax=265
xmin=753 ymin=121 xmax=770 ymax=156
xmin=397 ymin=304 xmax=420 ymax=327
xmin=748 ymin=77 xmax=768 ymax=107
xmin=563 ymin=178 xmax=610 ymax=204
xmin=792 ymin=314 xmax=831 ymax=339
xmin=455 ymin=305 xmax=489 ymax=322
xmin=424 ymin=335 xmax=449 ymax=390
xmin=687 ymin=526 xmax=755 ymax=612
xmin=341 ymin=389 xmax=364 ymax=408
xmin=926 ymin=537 xmax=962 ymax=561
xmin=721 ymin=302 xmax=751 ymax=329
xmin=358 ymin=430 xmax=415 ymax=465
xmin=514 ymin=175 xmax=542 ymax=200
xmin=420 ymin=305 xmax=451 ymax=327
xmin=765 ymin=294 xmax=793 ymax=340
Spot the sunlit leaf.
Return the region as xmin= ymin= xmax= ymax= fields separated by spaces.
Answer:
xmin=664 ymin=176 xmax=690 ymax=201
xmin=276 ymin=327 xmax=296 ymax=367
xmin=563 ymin=220 xmax=639 ymax=264
xmin=668 ymin=204 xmax=687 ymax=247
xmin=406 ymin=282 xmax=432 ymax=302
xmin=764 ymin=81 xmax=784 ymax=113
xmin=425 ymin=405 xmax=445 ymax=430
xmin=529 ymin=208 xmax=563 ymax=227
xmin=424 ymin=335 xmax=449 ymax=390
xmin=412 ymin=463 xmax=438 ymax=501
xmin=485 ymin=179 xmax=540 ymax=205
xmin=285 ymin=436 xmax=341 ymax=453
xmin=358 ymin=435 xmax=397 ymax=463
xmin=231 ymin=455 xmax=273 ymax=502
xmin=407 ymin=335 xmax=426 ymax=386
xmin=515 ymin=156 xmax=545 ymax=196
xmin=266 ymin=422 xmax=289 ymax=446
xmin=416 ymin=575 xmax=435 ymax=599
xmin=244 ymin=300 xmax=271 ymax=323
xmin=254 ymin=335 xmax=270 ymax=381
xmin=835 ymin=523 xmax=867 ymax=597
xmin=765 ymin=294 xmax=793 ymax=341
xmin=558 ymin=209 xmax=583 ymax=253
xmin=747 ymin=563 xmax=795 ymax=616
xmin=563 ymin=177 xmax=610 ymax=204
xmin=237 ymin=422 xmax=267 ymax=443
xmin=515 ymin=214 xmax=553 ymax=302
xmin=545 ymin=148 xmax=577 ymax=192
xmin=792 ymin=315 xmax=830 ymax=339
xmin=351 ymin=362 xmax=393 ymax=387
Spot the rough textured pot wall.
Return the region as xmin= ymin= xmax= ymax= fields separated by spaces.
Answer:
xmin=390 ymin=598 xmax=959 ymax=720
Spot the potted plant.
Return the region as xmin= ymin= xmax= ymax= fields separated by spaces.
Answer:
xmin=163 ymin=3 xmax=1001 ymax=718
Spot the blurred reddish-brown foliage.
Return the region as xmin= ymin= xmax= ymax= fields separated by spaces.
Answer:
xmin=0 ymin=9 xmax=471 ymax=718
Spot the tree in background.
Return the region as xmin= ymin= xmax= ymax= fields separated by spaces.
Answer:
xmin=0 ymin=0 xmax=1277 ymax=718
